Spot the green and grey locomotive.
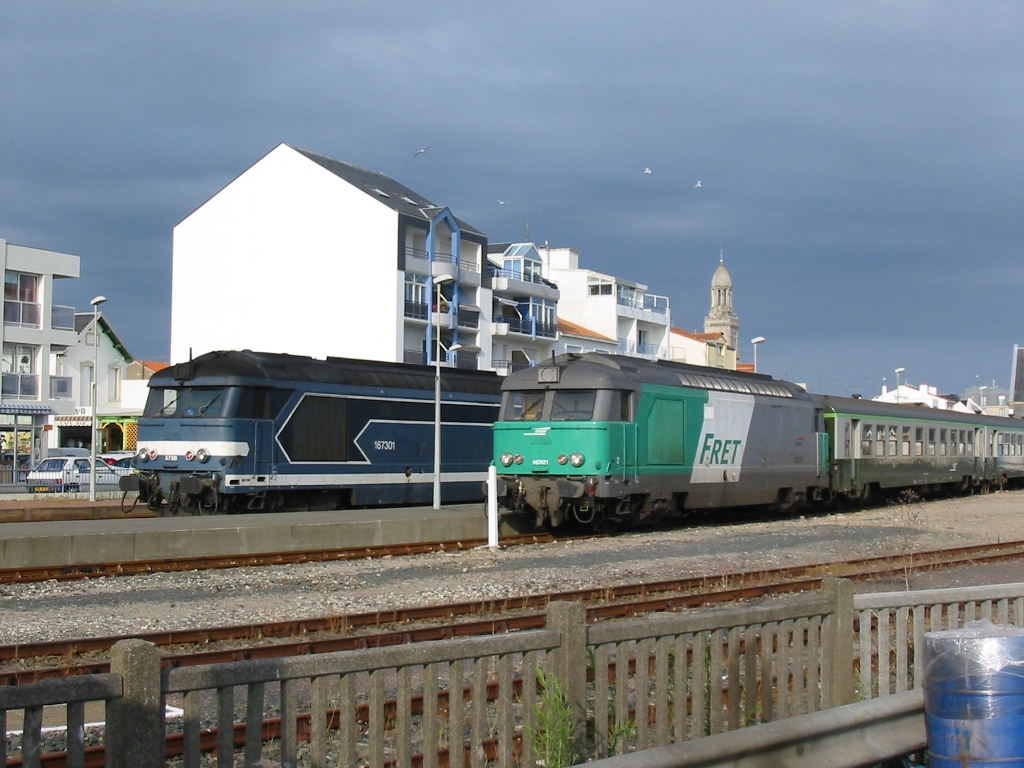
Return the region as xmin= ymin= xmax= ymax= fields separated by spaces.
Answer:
xmin=492 ymin=353 xmax=1024 ymax=529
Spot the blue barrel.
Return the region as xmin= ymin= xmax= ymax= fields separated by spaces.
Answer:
xmin=923 ymin=622 xmax=1024 ymax=767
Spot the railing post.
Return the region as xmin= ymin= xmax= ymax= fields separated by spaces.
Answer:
xmin=107 ymin=639 xmax=163 ymax=768
xmin=821 ymin=577 xmax=856 ymax=707
xmin=547 ymin=601 xmax=588 ymax=756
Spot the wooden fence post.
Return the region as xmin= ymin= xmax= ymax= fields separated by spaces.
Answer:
xmin=107 ymin=639 xmax=163 ymax=768
xmin=821 ymin=578 xmax=856 ymax=707
xmin=547 ymin=601 xmax=589 ymax=756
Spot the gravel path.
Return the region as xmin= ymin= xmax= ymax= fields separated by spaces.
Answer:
xmin=2 ymin=491 xmax=1023 ymax=645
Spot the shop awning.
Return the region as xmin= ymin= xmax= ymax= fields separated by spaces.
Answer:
xmin=54 ymin=415 xmax=92 ymax=426
xmin=0 ymin=403 xmax=52 ymax=415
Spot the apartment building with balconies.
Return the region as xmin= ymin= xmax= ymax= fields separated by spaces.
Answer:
xmin=0 ymin=238 xmax=82 ymax=466
xmin=172 ymin=144 xmax=492 ymax=371
xmin=487 ymin=243 xmax=560 ymax=373
xmin=538 ymin=244 xmax=672 ymax=359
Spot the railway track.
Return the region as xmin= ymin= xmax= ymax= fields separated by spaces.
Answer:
xmin=5 ymin=538 xmax=1024 ymax=686
xmin=0 ymin=532 xmax=561 ymax=584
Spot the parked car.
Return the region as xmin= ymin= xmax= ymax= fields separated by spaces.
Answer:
xmin=100 ymin=451 xmax=136 ymax=466
xmin=26 ymin=457 xmax=133 ymax=493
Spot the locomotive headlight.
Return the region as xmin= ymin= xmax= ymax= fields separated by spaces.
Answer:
xmin=499 ymin=452 xmax=514 ymax=467
xmin=137 ymin=448 xmax=149 ymax=463
xmin=195 ymin=448 xmax=210 ymax=463
xmin=569 ymin=452 xmax=586 ymax=468
xmin=185 ymin=450 xmax=195 ymax=461
xmin=514 ymin=454 xmax=524 ymax=465
xmin=557 ymin=454 xmax=569 ymax=465
xmin=148 ymin=449 xmax=158 ymax=461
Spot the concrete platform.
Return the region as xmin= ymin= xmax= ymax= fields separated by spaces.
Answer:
xmin=0 ymin=504 xmax=524 ymax=570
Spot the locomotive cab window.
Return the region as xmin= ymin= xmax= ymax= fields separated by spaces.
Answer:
xmin=550 ymin=390 xmax=597 ymax=421
xmin=503 ymin=391 xmax=545 ymax=421
xmin=144 ymin=386 xmax=229 ymax=418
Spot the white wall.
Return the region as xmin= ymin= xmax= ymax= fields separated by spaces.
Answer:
xmin=171 ymin=144 xmax=400 ymax=364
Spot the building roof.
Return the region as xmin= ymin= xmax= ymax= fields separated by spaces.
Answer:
xmin=287 ymin=145 xmax=485 ymax=237
xmin=74 ymin=314 xmax=133 ymax=361
xmin=558 ymin=317 xmax=616 ymax=342
xmin=712 ymin=257 xmax=733 ymax=288
xmin=671 ymin=327 xmax=725 ymax=344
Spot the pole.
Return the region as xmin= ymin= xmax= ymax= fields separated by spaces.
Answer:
xmin=88 ymin=297 xmax=106 ymax=502
xmin=433 ymin=281 xmax=443 ymax=510
xmin=487 ymin=464 xmax=499 ymax=550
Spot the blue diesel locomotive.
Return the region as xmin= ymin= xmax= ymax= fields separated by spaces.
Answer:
xmin=122 ymin=351 xmax=501 ymax=515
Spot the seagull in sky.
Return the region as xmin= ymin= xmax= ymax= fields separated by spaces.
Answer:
xmin=695 ymin=179 xmax=702 ymax=188
xmin=644 ymin=167 xmax=653 ymax=174
xmin=497 ymin=200 xmax=510 ymax=205
xmin=414 ymin=146 xmax=431 ymax=157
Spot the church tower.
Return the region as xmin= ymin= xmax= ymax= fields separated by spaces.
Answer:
xmin=703 ymin=252 xmax=739 ymax=350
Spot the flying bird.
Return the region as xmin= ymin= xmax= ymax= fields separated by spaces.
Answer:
xmin=644 ymin=167 xmax=652 ymax=174
xmin=414 ymin=146 xmax=431 ymax=156
xmin=497 ymin=200 xmax=510 ymax=205
xmin=695 ymin=179 xmax=702 ymax=188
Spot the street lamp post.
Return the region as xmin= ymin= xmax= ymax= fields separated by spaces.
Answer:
xmin=895 ymin=367 xmax=906 ymax=403
xmin=89 ymin=296 xmax=107 ymax=502
xmin=978 ymin=385 xmax=988 ymax=412
xmin=432 ymin=276 xmax=454 ymax=510
xmin=751 ymin=337 xmax=766 ymax=373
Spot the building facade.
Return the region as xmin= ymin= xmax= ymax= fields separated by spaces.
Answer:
xmin=540 ymin=245 xmax=671 ymax=359
xmin=172 ymin=144 xmax=494 ymax=372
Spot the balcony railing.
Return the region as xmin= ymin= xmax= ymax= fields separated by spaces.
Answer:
xmin=404 ymin=300 xmax=429 ymax=320
xmin=498 ymin=315 xmax=557 ymax=339
xmin=51 ymin=305 xmax=76 ymax=330
xmin=50 ymin=376 xmax=73 ymax=399
xmin=1 ymin=372 xmax=39 ymax=399
xmin=403 ymin=349 xmax=427 ymax=365
xmin=457 ymin=307 xmax=480 ymax=330
xmin=405 ymin=247 xmax=479 ymax=271
xmin=487 ymin=265 xmax=549 ymax=285
xmin=618 ymin=338 xmax=668 ymax=357
xmin=4 ymin=300 xmax=41 ymax=328
xmin=492 ymin=359 xmax=534 ymax=375
xmin=616 ymin=295 xmax=669 ymax=314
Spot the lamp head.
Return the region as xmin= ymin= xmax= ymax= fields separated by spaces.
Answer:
xmin=90 ymin=296 xmax=107 ymax=307
xmin=751 ymin=336 xmax=766 ymax=345
xmin=433 ymin=275 xmax=454 ymax=286
xmin=895 ymin=367 xmax=906 ymax=374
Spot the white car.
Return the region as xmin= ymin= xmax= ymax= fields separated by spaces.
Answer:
xmin=26 ymin=456 xmax=133 ymax=493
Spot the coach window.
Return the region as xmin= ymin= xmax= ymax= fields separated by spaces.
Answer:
xmin=860 ymin=424 xmax=872 ymax=457
xmin=927 ymin=428 xmax=936 ymax=456
xmin=887 ymin=426 xmax=897 ymax=457
xmin=915 ymin=427 xmax=924 ymax=456
xmin=874 ymin=425 xmax=884 ymax=457
xmin=939 ymin=429 xmax=948 ymax=456
xmin=900 ymin=426 xmax=911 ymax=457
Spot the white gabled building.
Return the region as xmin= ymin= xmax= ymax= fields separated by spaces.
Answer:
xmin=538 ymin=244 xmax=672 ymax=359
xmin=172 ymin=144 xmax=492 ymax=371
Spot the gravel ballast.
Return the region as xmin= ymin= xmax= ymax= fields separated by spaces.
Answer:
xmin=2 ymin=491 xmax=1023 ymax=645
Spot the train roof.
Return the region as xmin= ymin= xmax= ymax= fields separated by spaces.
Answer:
xmin=820 ymin=394 xmax=1024 ymax=429
xmin=502 ymin=353 xmax=807 ymax=400
xmin=150 ymin=351 xmax=503 ymax=396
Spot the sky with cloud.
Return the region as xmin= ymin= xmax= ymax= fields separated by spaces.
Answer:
xmin=2 ymin=2 xmax=1021 ymax=397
